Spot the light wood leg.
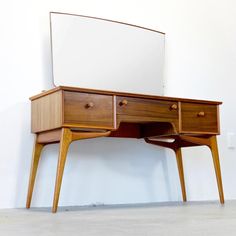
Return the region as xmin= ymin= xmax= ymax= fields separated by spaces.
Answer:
xmin=26 ymin=137 xmax=44 ymax=208
xmin=146 ymin=135 xmax=224 ymax=204
xmin=209 ymin=136 xmax=224 ymax=204
xmin=26 ymin=128 xmax=111 ymax=213
xmin=52 ymin=128 xmax=72 ymax=213
xmin=145 ymin=138 xmax=187 ymax=202
xmin=175 ymin=148 xmax=187 ymax=202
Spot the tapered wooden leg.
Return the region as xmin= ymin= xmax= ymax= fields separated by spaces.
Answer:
xmin=26 ymin=137 xmax=44 ymax=208
xmin=209 ymin=136 xmax=224 ymax=204
xmin=175 ymin=148 xmax=187 ymax=202
xmin=146 ymin=135 xmax=224 ymax=204
xmin=52 ymin=128 xmax=72 ymax=213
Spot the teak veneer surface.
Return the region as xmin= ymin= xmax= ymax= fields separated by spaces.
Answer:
xmin=31 ymin=90 xmax=63 ymax=133
xmin=64 ymin=91 xmax=114 ymax=128
xmin=117 ymin=96 xmax=178 ymax=118
xmin=180 ymin=102 xmax=219 ymax=134
xmin=31 ymin=87 xmax=221 ymax=135
xmin=28 ymin=86 xmax=224 ymax=213
xmin=30 ymin=86 xmax=222 ymax=105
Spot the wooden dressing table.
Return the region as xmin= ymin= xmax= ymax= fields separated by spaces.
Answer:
xmin=26 ymin=86 xmax=224 ymax=213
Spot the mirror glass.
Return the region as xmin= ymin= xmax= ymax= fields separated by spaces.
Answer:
xmin=50 ymin=12 xmax=165 ymax=95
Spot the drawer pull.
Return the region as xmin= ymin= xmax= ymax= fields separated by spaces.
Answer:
xmin=85 ymin=102 xmax=94 ymax=108
xmin=170 ymin=104 xmax=178 ymax=110
xmin=197 ymin=111 xmax=205 ymax=117
xmin=119 ymin=99 xmax=128 ymax=106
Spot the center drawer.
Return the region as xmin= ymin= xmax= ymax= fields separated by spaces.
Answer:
xmin=116 ymin=96 xmax=178 ymax=120
xmin=64 ymin=91 xmax=114 ymax=128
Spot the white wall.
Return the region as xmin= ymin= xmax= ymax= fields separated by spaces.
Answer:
xmin=0 ymin=0 xmax=236 ymax=208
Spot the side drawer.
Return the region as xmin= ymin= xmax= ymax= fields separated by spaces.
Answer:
xmin=180 ymin=102 xmax=219 ymax=134
xmin=116 ymin=96 xmax=179 ymax=120
xmin=64 ymin=91 xmax=114 ymax=128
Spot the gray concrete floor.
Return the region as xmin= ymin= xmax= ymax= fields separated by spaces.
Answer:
xmin=0 ymin=201 xmax=236 ymax=235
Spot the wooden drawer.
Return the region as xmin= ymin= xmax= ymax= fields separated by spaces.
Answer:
xmin=64 ymin=91 xmax=114 ymax=128
xmin=116 ymin=96 xmax=178 ymax=120
xmin=180 ymin=102 xmax=219 ymax=134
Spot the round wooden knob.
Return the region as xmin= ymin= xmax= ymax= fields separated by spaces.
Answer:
xmin=170 ymin=104 xmax=178 ymax=110
xmin=197 ymin=111 xmax=205 ymax=117
xmin=85 ymin=102 xmax=94 ymax=108
xmin=119 ymin=99 xmax=128 ymax=106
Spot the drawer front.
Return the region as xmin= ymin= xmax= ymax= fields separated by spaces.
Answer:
xmin=180 ymin=102 xmax=219 ymax=133
xmin=116 ymin=96 xmax=178 ymax=120
xmin=64 ymin=91 xmax=114 ymax=128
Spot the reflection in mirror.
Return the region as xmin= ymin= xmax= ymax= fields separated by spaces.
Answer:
xmin=50 ymin=12 xmax=165 ymax=95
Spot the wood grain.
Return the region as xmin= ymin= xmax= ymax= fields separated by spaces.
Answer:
xmin=117 ymin=96 xmax=178 ymax=118
xmin=209 ymin=136 xmax=224 ymax=204
xmin=52 ymin=128 xmax=72 ymax=213
xmin=52 ymin=128 xmax=112 ymax=213
xmin=116 ymin=97 xmax=179 ymax=131
xmin=64 ymin=91 xmax=114 ymax=128
xmin=26 ymin=137 xmax=44 ymax=209
xmin=175 ymin=148 xmax=187 ymax=202
xmin=109 ymin=123 xmax=141 ymax=138
xmin=180 ymin=102 xmax=219 ymax=134
xmin=37 ymin=129 xmax=62 ymax=144
xmin=29 ymin=87 xmax=224 ymax=212
xmin=31 ymin=90 xmax=62 ymax=133
xmin=30 ymin=86 xmax=222 ymax=105
xmin=145 ymin=135 xmax=224 ymax=204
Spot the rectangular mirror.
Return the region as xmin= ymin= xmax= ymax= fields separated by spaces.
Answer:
xmin=50 ymin=12 xmax=165 ymax=95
